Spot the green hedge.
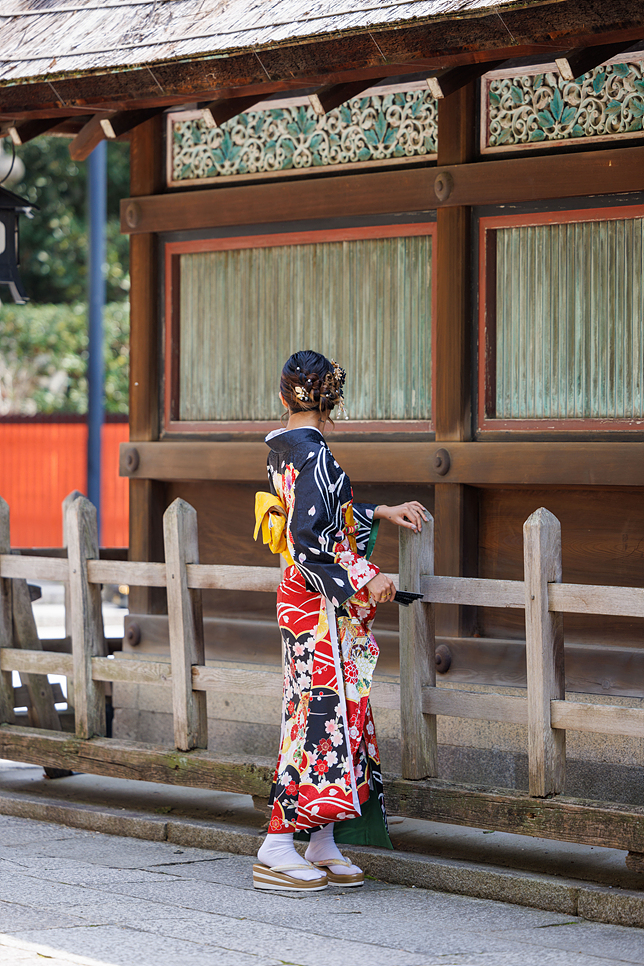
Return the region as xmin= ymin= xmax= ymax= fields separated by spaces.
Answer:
xmin=0 ymin=301 xmax=129 ymax=415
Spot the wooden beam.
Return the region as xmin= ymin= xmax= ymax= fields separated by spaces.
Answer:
xmin=119 ymin=440 xmax=433 ymax=483
xmin=100 ymin=107 xmax=167 ymax=139
xmin=69 ymin=114 xmax=112 ymax=162
xmin=555 ymin=40 xmax=638 ymax=81
xmin=9 ymin=117 xmax=71 ymax=144
xmin=200 ymin=94 xmax=266 ymax=128
xmin=382 ymin=776 xmax=644 ymax=853
xmin=121 ymin=144 xmax=644 ymax=234
xmin=550 ymin=700 xmax=644 ymax=738
xmin=1 ymin=724 xmax=643 ymax=855
xmin=422 ymin=686 xmax=527 ymax=724
xmin=524 ymin=508 xmax=565 ymax=798
xmin=308 ymin=79 xmax=387 ymax=115
xmin=428 ymin=61 xmax=504 ymax=98
xmin=0 ymin=725 xmax=275 ymax=798
xmin=118 ymin=440 xmax=644 ymax=486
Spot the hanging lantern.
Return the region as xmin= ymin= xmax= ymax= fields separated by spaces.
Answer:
xmin=0 ymin=185 xmax=38 ymax=304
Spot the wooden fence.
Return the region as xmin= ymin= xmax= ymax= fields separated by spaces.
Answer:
xmin=0 ymin=493 xmax=643 ymax=872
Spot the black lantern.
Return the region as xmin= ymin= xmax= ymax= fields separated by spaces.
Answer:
xmin=0 ymin=185 xmax=38 ymax=304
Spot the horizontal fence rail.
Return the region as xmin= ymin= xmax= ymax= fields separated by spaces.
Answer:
xmin=1 ymin=491 xmax=643 ymax=871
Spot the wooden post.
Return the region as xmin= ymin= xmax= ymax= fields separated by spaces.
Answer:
xmin=163 ymin=498 xmax=208 ymax=751
xmin=67 ymin=497 xmax=107 ymax=739
xmin=523 ymin=507 xmax=566 ymax=798
xmin=128 ymin=115 xmax=166 ymax=620
xmin=0 ymin=498 xmax=14 ymax=724
xmin=12 ymin=579 xmax=63 ymax=733
xmin=399 ymin=517 xmax=437 ymax=780
xmin=62 ymin=490 xmax=83 ymax=712
xmin=434 ymin=82 xmax=478 ymax=639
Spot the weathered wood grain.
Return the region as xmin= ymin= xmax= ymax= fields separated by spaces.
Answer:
xmin=0 ymin=555 xmax=69 ymax=582
xmin=524 ymin=508 xmax=566 ymax=798
xmin=383 ymin=776 xmax=644 ymax=853
xmin=87 ymin=559 xmax=167 ymax=587
xmin=0 ymin=499 xmax=14 ymax=724
xmin=14 ymin=682 xmax=65 ymax=709
xmin=67 ymin=498 xmax=107 ymax=739
xmin=421 ymin=575 xmax=525 ymax=608
xmin=399 ymin=521 xmax=437 ymax=780
xmin=422 ymin=685 xmax=527 ymax=724
xmin=69 ymin=114 xmax=110 ymax=162
xmin=550 ymin=583 xmax=644 ymax=618
xmin=186 ymin=564 xmax=280 ymax=593
xmin=550 ymin=700 xmax=644 ymax=738
xmin=63 ymin=491 xmax=83 ymax=715
xmin=0 ymin=649 xmax=73 ymax=677
xmin=119 ymin=440 xmax=433 ymax=483
xmin=163 ymin=499 xmax=208 ymax=751
xmin=11 ymin=578 xmax=63 ymax=733
xmin=2 ymin=721 xmax=643 ymax=855
xmin=0 ymin=725 xmax=275 ymax=798
xmin=91 ymin=657 xmax=172 ymax=686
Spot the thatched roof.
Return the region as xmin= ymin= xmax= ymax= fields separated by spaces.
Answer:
xmin=0 ymin=0 xmax=561 ymax=85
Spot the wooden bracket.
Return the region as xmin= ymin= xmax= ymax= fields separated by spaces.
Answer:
xmin=9 ymin=117 xmax=72 ymax=145
xmin=428 ymin=61 xmax=505 ymax=99
xmin=555 ymin=40 xmax=638 ymax=81
xmin=199 ymin=94 xmax=265 ymax=129
xmin=308 ymin=79 xmax=387 ymax=116
xmin=69 ymin=114 xmax=113 ymax=162
xmin=100 ymin=107 xmax=167 ymax=140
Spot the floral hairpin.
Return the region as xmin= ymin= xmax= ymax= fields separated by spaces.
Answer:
xmin=329 ymin=359 xmax=349 ymax=419
xmin=293 ymin=384 xmax=312 ymax=402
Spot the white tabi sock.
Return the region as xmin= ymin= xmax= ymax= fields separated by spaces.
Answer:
xmin=257 ymin=832 xmax=324 ymax=881
xmin=305 ymin=823 xmax=362 ymax=877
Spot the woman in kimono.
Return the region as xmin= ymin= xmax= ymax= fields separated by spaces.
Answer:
xmin=253 ymin=350 xmax=427 ymax=892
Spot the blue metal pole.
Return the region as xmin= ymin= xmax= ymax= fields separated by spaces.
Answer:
xmin=87 ymin=140 xmax=107 ymax=541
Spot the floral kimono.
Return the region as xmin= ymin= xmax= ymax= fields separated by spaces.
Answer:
xmin=263 ymin=426 xmax=392 ymax=849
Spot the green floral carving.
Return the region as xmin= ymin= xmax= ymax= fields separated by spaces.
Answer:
xmin=170 ymin=90 xmax=437 ymax=183
xmin=486 ymin=60 xmax=644 ymax=150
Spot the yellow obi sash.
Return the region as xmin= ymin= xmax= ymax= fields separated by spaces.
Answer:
xmin=253 ymin=491 xmax=294 ymax=566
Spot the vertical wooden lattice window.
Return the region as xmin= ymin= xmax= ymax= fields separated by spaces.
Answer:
xmin=165 ymin=226 xmax=434 ymax=431
xmin=480 ymin=208 xmax=644 ymax=429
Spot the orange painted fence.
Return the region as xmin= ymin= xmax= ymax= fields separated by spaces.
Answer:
xmin=0 ymin=418 xmax=128 ymax=547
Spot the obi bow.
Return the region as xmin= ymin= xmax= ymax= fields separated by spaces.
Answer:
xmin=253 ymin=492 xmax=294 ymax=566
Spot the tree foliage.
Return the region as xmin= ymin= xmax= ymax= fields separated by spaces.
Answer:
xmin=11 ymin=136 xmax=130 ymax=304
xmin=0 ymin=301 xmax=129 ymax=415
xmin=0 ymin=135 xmax=131 ymax=416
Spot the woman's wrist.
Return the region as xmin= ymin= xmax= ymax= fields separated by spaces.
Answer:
xmin=374 ymin=505 xmax=388 ymax=521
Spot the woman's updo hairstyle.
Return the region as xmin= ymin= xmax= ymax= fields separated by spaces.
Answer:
xmin=280 ymin=350 xmax=346 ymax=418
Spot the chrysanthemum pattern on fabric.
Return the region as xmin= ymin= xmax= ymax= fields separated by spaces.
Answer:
xmin=265 ymin=427 xmax=385 ymax=834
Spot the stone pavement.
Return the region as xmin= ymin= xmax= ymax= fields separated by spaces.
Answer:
xmin=2 ymin=813 xmax=644 ymax=966
xmin=1 ymin=760 xmax=644 ymax=932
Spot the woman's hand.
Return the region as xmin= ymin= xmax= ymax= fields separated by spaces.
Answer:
xmin=366 ymin=572 xmax=397 ymax=605
xmin=375 ymin=502 xmax=428 ymax=532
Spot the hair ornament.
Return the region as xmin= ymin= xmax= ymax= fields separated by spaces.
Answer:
xmin=329 ymin=359 xmax=349 ymax=419
xmin=293 ymin=384 xmax=313 ymax=402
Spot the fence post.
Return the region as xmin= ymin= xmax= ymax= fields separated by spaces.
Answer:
xmin=523 ymin=507 xmax=565 ymax=797
xmin=62 ymin=490 xmax=83 ymax=713
xmin=67 ymin=497 xmax=107 ymax=739
xmin=0 ymin=498 xmax=14 ymax=725
xmin=163 ymin=498 xmax=208 ymax=751
xmin=399 ymin=516 xmax=438 ymax=780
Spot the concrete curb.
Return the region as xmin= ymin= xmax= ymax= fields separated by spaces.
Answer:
xmin=1 ymin=788 xmax=642 ymax=928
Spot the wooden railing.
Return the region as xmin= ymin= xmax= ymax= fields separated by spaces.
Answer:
xmin=0 ymin=494 xmax=643 ymax=871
